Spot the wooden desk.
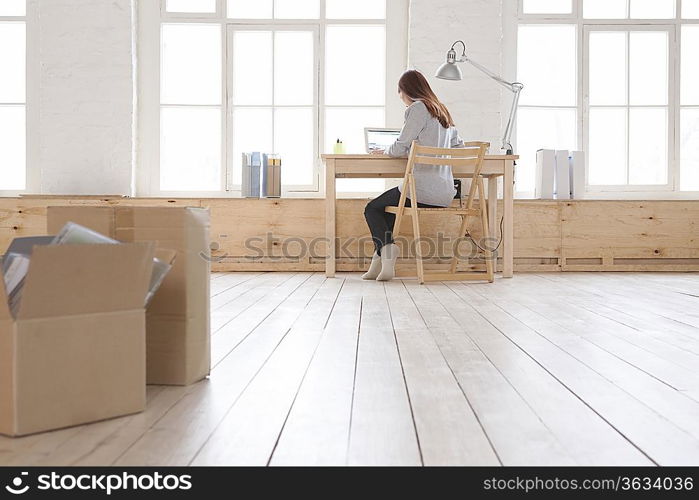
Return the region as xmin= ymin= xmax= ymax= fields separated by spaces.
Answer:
xmin=322 ymin=154 xmax=519 ymax=279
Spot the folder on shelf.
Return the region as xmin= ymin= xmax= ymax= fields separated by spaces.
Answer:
xmin=261 ymin=154 xmax=282 ymax=198
xmin=242 ymin=153 xmax=262 ymax=198
xmin=555 ymin=150 xmax=570 ymax=200
xmin=569 ymin=151 xmax=585 ymax=199
xmin=535 ymin=149 xmax=555 ymax=199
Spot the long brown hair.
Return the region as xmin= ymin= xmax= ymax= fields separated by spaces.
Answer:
xmin=398 ymin=70 xmax=455 ymax=129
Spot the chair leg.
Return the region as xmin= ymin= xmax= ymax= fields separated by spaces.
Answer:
xmin=450 ymin=214 xmax=470 ymax=274
xmin=478 ymin=177 xmax=495 ymax=283
xmin=412 ymin=208 xmax=424 ymax=284
xmin=407 ymin=174 xmax=425 ymax=284
xmin=392 ymin=179 xmax=411 ymax=240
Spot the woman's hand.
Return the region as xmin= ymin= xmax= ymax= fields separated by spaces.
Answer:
xmin=370 ymin=148 xmax=386 ymax=155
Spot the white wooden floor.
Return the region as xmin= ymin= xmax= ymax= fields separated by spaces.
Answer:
xmin=3 ymin=272 xmax=699 ymax=466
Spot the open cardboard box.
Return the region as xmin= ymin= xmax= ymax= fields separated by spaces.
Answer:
xmin=0 ymin=243 xmax=154 ymax=437
xmin=47 ymin=206 xmax=211 ymax=386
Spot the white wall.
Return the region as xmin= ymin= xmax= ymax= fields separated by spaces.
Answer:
xmin=408 ymin=0 xmax=504 ymax=150
xmin=29 ymin=0 xmax=505 ymax=194
xmin=35 ymin=0 xmax=135 ymax=195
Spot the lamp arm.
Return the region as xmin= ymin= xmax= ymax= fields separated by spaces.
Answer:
xmin=444 ymin=41 xmax=524 ymax=154
xmin=464 ymin=57 xmax=520 ymax=93
xmin=465 ymin=57 xmax=524 ymax=154
xmin=502 ymin=85 xmax=523 ymax=155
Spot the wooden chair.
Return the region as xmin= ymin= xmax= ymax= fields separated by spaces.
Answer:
xmin=386 ymin=140 xmax=495 ymax=284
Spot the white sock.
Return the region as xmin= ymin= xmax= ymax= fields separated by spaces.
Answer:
xmin=362 ymin=252 xmax=382 ymax=280
xmin=376 ymin=244 xmax=399 ymax=281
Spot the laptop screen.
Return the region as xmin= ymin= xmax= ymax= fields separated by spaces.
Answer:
xmin=365 ymin=128 xmax=401 ymax=152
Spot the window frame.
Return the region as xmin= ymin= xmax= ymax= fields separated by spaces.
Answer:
xmin=583 ymin=23 xmax=676 ymax=192
xmin=226 ymin=23 xmax=320 ymax=192
xmin=138 ymin=0 xmax=408 ymax=198
xmin=160 ymin=21 xmax=226 ymax=194
xmin=0 ymin=0 xmax=37 ymax=196
xmin=509 ymin=0 xmax=699 ymax=199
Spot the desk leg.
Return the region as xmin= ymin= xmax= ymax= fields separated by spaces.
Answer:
xmin=503 ymin=160 xmax=514 ymax=278
xmin=325 ymin=159 xmax=337 ymax=278
xmin=487 ymin=177 xmax=498 ymax=265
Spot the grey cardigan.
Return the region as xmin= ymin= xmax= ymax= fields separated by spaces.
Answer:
xmin=387 ymin=100 xmax=464 ymax=207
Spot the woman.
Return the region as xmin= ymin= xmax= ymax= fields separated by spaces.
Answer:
xmin=363 ymin=69 xmax=465 ymax=281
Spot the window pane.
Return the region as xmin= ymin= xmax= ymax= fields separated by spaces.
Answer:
xmin=161 ymin=107 xmax=222 ymax=191
xmin=231 ymin=108 xmax=273 ymax=184
xmin=0 ymin=106 xmax=25 ymax=190
xmin=166 ymin=0 xmax=216 ymax=13
xmin=588 ymin=108 xmax=627 ymax=185
xmin=589 ymin=32 xmax=626 ymax=105
xmin=275 ymin=31 xmax=313 ymax=106
xmin=522 ymin=0 xmax=573 ymax=14
xmin=228 ymin=0 xmax=272 ymax=18
xmin=584 ymin=0 xmax=627 ymax=18
xmin=161 ymin=24 xmax=221 ymax=105
xmin=518 ymin=25 xmax=576 ymax=106
xmin=629 ymin=108 xmax=667 ymax=184
xmin=683 ymin=0 xmax=699 ymax=18
xmin=0 ymin=0 xmax=25 ymax=16
xmin=0 ymin=22 xmax=25 ymax=102
xmin=515 ymin=108 xmax=577 ymax=193
xmin=682 ymin=26 xmax=699 ymax=105
xmin=232 ymin=31 xmax=272 ymax=105
xmin=275 ymin=108 xmax=314 ymax=185
xmin=326 ymin=26 xmax=385 ymax=106
xmin=681 ymin=109 xmax=699 ymax=190
xmin=629 ymin=31 xmax=668 ymax=106
xmin=630 ymin=0 xmax=675 ymax=19
xmin=274 ymin=0 xmax=319 ymax=19
xmin=325 ymin=107 xmax=385 ymax=192
xmin=326 ymin=0 xmax=386 ymax=19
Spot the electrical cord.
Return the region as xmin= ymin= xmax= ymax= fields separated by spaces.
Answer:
xmin=463 ymin=215 xmax=504 ymax=254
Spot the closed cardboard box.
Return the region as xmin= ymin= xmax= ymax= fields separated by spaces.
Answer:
xmin=47 ymin=206 xmax=211 ymax=386
xmin=0 ymin=243 xmax=154 ymax=436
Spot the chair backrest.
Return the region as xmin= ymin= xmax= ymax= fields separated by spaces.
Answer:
xmin=405 ymin=140 xmax=490 ymax=210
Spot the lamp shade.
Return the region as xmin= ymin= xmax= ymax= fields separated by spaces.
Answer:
xmin=435 ymin=61 xmax=463 ymax=81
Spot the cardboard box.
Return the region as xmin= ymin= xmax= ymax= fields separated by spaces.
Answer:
xmin=47 ymin=207 xmax=211 ymax=386
xmin=0 ymin=243 xmax=154 ymax=436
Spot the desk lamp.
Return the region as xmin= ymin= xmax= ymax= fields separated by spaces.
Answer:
xmin=435 ymin=40 xmax=524 ymax=155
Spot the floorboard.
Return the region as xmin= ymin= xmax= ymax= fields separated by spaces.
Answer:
xmin=2 ymin=272 xmax=698 ymax=466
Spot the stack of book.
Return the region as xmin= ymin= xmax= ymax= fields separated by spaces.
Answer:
xmin=242 ymin=152 xmax=282 ymax=198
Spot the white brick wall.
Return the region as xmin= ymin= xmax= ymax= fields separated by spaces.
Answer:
xmin=31 ymin=0 xmax=505 ymax=194
xmin=409 ymin=0 xmax=504 ymax=150
xmin=36 ymin=0 xmax=134 ymax=195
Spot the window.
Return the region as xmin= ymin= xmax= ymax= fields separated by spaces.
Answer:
xmin=586 ymin=28 xmax=670 ymax=187
xmin=514 ymin=0 xmax=699 ymax=197
xmin=229 ymin=28 xmax=317 ymax=187
xmin=161 ymin=23 xmax=222 ymax=191
xmin=0 ymin=0 xmax=26 ymax=191
xmin=682 ymin=25 xmax=699 ymax=190
xmin=516 ymin=25 xmax=578 ymax=193
xmin=140 ymin=0 xmax=405 ymax=196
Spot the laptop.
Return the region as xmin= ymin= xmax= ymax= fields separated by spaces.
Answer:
xmin=364 ymin=127 xmax=401 ymax=153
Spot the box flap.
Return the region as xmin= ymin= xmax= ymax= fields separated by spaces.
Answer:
xmin=4 ymin=236 xmax=56 ymax=258
xmin=18 ymin=243 xmax=154 ymax=320
xmin=47 ymin=206 xmax=116 ymax=237
xmin=0 ymin=261 xmax=13 ymax=321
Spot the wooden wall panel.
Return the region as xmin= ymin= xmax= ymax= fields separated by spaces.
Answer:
xmin=0 ymin=197 xmax=697 ymax=272
xmin=561 ymin=201 xmax=699 ymax=271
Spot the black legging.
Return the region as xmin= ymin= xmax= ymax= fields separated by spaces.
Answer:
xmin=364 ymin=187 xmax=439 ymax=255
